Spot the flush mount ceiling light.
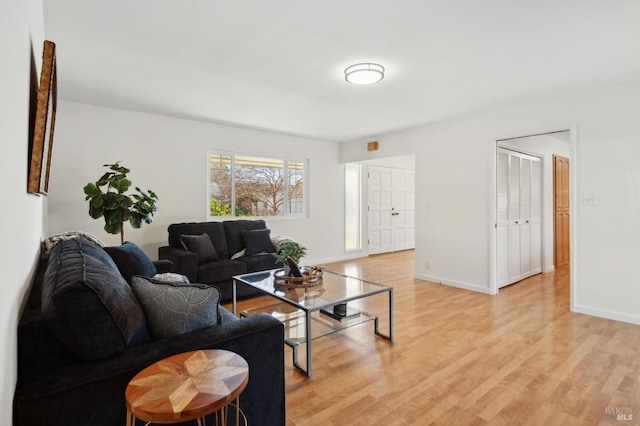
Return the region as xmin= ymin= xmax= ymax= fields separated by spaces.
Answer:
xmin=344 ymin=63 xmax=385 ymax=85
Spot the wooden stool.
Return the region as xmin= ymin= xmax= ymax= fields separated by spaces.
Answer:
xmin=126 ymin=349 xmax=249 ymax=425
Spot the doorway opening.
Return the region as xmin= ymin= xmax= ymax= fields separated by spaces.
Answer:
xmin=344 ymin=155 xmax=416 ymax=256
xmin=491 ymin=128 xmax=573 ymax=295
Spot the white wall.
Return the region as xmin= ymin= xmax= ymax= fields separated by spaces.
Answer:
xmin=48 ymin=101 xmax=346 ymax=264
xmin=0 ymin=0 xmax=46 ymax=421
xmin=499 ymin=133 xmax=570 ymax=274
xmin=364 ymin=154 xmax=416 ymax=171
xmin=340 ymin=80 xmax=640 ymax=325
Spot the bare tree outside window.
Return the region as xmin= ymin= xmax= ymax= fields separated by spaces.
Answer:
xmin=235 ymin=156 xmax=285 ymax=216
xmin=209 ymin=153 xmax=306 ymax=218
xmin=209 ymin=155 xmax=233 ymax=215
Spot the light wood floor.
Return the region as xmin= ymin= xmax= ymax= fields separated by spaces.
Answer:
xmin=229 ymin=250 xmax=640 ymax=425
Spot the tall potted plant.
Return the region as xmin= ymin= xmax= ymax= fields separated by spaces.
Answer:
xmin=83 ymin=162 xmax=159 ymax=244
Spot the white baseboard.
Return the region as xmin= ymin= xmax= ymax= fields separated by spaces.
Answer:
xmin=573 ymin=304 xmax=640 ymax=326
xmin=544 ymin=265 xmax=555 ymax=273
xmin=414 ymin=273 xmax=493 ymax=295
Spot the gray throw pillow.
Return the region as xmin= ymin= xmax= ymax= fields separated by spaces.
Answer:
xmin=180 ymin=233 xmax=218 ymax=264
xmin=131 ymin=276 xmax=221 ymax=340
xmin=240 ymin=229 xmax=277 ymax=256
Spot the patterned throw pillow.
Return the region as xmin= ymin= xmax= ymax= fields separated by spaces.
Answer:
xmin=131 ymin=276 xmax=220 ymax=340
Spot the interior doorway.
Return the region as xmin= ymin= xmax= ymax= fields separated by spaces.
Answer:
xmin=493 ymin=129 xmax=571 ymax=292
xmin=344 ymin=155 xmax=415 ymax=256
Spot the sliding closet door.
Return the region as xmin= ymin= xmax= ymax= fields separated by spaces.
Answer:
xmin=508 ymin=153 xmax=522 ymax=281
xmin=529 ymin=159 xmax=542 ymax=274
xmin=497 ymin=148 xmax=542 ymax=288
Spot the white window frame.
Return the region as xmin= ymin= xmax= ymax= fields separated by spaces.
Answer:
xmin=207 ymin=151 xmax=308 ymax=220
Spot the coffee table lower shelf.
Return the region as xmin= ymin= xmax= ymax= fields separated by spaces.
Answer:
xmin=241 ymin=302 xmax=382 ymax=375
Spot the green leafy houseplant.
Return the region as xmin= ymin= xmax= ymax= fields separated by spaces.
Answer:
xmin=83 ymin=162 xmax=159 ymax=244
xmin=273 ymin=241 xmax=307 ymax=265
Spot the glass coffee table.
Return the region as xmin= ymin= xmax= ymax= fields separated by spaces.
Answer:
xmin=232 ymin=268 xmax=393 ymax=377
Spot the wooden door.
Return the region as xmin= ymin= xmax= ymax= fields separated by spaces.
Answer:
xmin=554 ymin=155 xmax=570 ymax=267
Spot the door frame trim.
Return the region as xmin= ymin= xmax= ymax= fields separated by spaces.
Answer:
xmin=488 ymin=124 xmax=577 ymax=310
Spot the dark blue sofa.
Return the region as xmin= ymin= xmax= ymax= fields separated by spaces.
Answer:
xmin=14 ymin=239 xmax=285 ymax=426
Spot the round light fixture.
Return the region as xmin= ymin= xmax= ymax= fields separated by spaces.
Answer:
xmin=344 ymin=63 xmax=385 ymax=85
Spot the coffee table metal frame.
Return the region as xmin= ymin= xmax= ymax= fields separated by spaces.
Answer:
xmin=232 ymin=269 xmax=393 ymax=377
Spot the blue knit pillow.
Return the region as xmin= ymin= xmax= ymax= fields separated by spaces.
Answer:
xmin=104 ymin=241 xmax=157 ymax=284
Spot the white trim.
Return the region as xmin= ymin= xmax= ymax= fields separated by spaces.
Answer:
xmin=414 ymin=274 xmax=493 ymax=295
xmin=206 ymin=150 xmax=309 ymax=220
xmin=573 ymin=304 xmax=640 ymax=326
xmin=488 ymin=139 xmax=497 ymax=294
xmin=569 ymin=123 xmax=578 ymax=313
xmin=543 ymin=265 xmax=555 ymax=273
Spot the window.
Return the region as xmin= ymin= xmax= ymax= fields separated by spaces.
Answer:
xmin=345 ymin=163 xmax=362 ymax=250
xmin=208 ymin=152 xmax=307 ymax=218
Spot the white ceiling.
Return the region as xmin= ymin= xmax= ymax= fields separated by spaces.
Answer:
xmin=43 ymin=0 xmax=640 ymax=142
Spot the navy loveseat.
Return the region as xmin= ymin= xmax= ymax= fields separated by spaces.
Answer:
xmin=14 ymin=239 xmax=285 ymax=426
xmin=158 ymin=220 xmax=283 ymax=301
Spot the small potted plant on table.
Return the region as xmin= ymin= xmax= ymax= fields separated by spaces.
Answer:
xmin=273 ymin=241 xmax=307 ymax=277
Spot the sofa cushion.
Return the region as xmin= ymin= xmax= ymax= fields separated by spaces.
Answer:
xmin=180 ymin=233 xmax=219 ymax=264
xmin=240 ymin=229 xmax=277 ymax=256
xmin=131 ymin=276 xmax=221 ymax=339
xmin=198 ymin=259 xmax=247 ymax=284
xmin=104 ymin=241 xmax=157 ymax=284
xmin=41 ymin=239 xmax=150 ymax=361
xmin=236 ymin=253 xmax=280 ymax=273
xmin=168 ymin=222 xmax=229 ymax=259
xmin=223 ymin=220 xmax=267 ymax=260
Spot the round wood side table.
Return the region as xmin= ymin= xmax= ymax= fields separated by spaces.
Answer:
xmin=125 ymin=349 xmax=249 ymax=426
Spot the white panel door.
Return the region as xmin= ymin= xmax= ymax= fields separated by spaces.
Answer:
xmin=367 ymin=166 xmax=415 ymax=254
xmin=393 ymin=170 xmax=416 ymax=251
xmin=497 ymin=148 xmax=542 ymax=288
xmin=368 ymin=167 xmax=394 ymax=254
